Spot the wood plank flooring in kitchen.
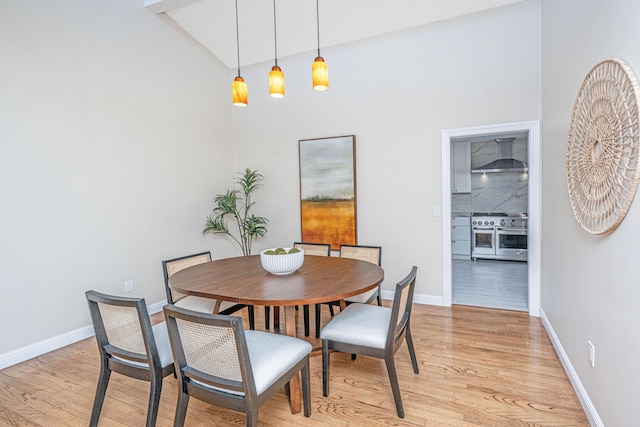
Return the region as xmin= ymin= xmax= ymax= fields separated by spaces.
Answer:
xmin=453 ymin=259 xmax=528 ymax=311
xmin=0 ymin=304 xmax=588 ymax=426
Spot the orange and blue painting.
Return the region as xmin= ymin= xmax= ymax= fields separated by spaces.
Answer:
xmin=299 ymin=135 xmax=357 ymax=250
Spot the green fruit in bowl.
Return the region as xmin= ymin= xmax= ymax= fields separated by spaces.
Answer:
xmin=264 ymin=250 xmax=276 ymax=255
xmin=274 ymin=247 xmax=287 ymax=254
xmin=288 ymin=248 xmax=300 ymax=254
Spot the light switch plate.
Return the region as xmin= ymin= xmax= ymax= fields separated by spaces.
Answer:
xmin=125 ymin=280 xmax=134 ymax=293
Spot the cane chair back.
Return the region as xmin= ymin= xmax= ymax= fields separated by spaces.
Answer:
xmin=313 ymin=244 xmax=383 ymax=338
xmin=85 ymin=290 xmax=174 ymax=427
xmin=340 ymin=244 xmax=382 ymax=305
xmin=293 ymin=242 xmax=331 ymax=256
xmin=162 ymin=252 xmax=212 ymax=305
xmin=264 ymin=242 xmax=330 ymax=335
xmin=320 ymin=266 xmax=419 ymax=418
xmin=162 ymin=252 xmax=254 ymax=328
xmin=340 ymin=244 xmax=381 ymax=266
xmin=164 ymin=305 xmax=312 ymax=426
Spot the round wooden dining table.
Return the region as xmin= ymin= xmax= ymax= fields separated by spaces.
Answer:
xmin=169 ymin=254 xmax=384 ymax=414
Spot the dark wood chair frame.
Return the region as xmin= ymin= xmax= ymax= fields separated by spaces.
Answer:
xmin=321 ymin=266 xmax=419 ymax=418
xmin=162 ymin=251 xmax=256 ymax=329
xmin=163 ymin=304 xmax=311 ymax=427
xmin=314 ymin=244 xmax=383 ymax=338
xmin=85 ymin=290 xmax=175 ymax=427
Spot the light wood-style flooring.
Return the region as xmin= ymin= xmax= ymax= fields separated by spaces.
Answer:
xmin=0 ymin=303 xmax=588 ymax=426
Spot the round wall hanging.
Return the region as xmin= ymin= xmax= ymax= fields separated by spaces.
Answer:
xmin=566 ymin=57 xmax=640 ymax=235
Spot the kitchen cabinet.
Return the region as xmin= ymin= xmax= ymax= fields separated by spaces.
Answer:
xmin=451 ymin=215 xmax=471 ymax=259
xmin=451 ymin=141 xmax=471 ymax=193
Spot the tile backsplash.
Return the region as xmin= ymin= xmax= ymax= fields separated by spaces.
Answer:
xmin=471 ymin=172 xmax=528 ymax=213
xmin=452 ymin=138 xmax=528 ymax=214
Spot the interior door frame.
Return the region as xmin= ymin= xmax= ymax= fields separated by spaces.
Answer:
xmin=441 ymin=120 xmax=540 ymax=316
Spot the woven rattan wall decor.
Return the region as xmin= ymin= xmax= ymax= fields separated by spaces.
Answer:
xmin=566 ymin=57 xmax=640 ymax=234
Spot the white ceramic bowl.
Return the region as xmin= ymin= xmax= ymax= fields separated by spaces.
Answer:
xmin=260 ymin=248 xmax=305 ymax=275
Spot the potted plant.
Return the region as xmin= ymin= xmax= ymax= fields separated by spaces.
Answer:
xmin=202 ymin=168 xmax=268 ymax=256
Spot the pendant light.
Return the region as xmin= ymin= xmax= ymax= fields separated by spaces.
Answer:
xmin=269 ymin=0 xmax=285 ymax=98
xmin=312 ymin=0 xmax=328 ymax=91
xmin=232 ymin=0 xmax=247 ymax=106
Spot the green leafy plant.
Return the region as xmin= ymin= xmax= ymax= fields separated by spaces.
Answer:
xmin=202 ymin=168 xmax=268 ymax=256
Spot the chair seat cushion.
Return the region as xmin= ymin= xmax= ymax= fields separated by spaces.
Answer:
xmin=113 ymin=321 xmax=173 ymax=369
xmin=152 ymin=322 xmax=175 ymax=368
xmin=345 ymin=287 xmax=378 ymax=304
xmin=245 ymin=331 xmax=312 ymax=395
xmin=175 ymin=296 xmax=236 ymax=314
xmin=320 ymin=303 xmax=391 ymax=349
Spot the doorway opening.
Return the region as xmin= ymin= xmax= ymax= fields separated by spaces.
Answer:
xmin=441 ymin=121 xmax=540 ymax=316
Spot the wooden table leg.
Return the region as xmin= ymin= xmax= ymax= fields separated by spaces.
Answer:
xmin=284 ymin=305 xmax=302 ymax=414
xmin=274 ymin=306 xmax=280 ymax=330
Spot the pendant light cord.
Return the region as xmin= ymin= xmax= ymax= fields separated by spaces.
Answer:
xmin=316 ymin=0 xmax=321 ymax=57
xmin=235 ymin=0 xmax=241 ymax=77
xmin=273 ymin=0 xmax=278 ymax=67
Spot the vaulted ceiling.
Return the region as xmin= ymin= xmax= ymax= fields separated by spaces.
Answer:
xmin=145 ymin=0 xmax=524 ymax=69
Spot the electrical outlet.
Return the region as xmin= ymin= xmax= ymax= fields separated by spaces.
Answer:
xmin=433 ymin=206 xmax=441 ymax=217
xmin=587 ymin=341 xmax=595 ymax=367
xmin=124 ymin=280 xmax=134 ymax=293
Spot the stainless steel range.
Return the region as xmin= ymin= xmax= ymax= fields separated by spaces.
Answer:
xmin=471 ymin=212 xmax=527 ymax=262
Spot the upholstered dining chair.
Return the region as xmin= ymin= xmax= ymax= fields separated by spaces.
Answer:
xmin=293 ymin=241 xmax=332 ymax=256
xmin=163 ymin=304 xmax=312 ymax=427
xmin=266 ymin=242 xmax=331 ymax=336
xmin=162 ymin=251 xmax=255 ymax=329
xmin=295 ymin=242 xmax=331 ymax=337
xmin=85 ymin=290 xmax=175 ymax=427
xmin=340 ymin=245 xmax=383 ymax=305
xmin=320 ymin=266 xmax=419 ymax=418
xmin=314 ymin=244 xmax=382 ymax=338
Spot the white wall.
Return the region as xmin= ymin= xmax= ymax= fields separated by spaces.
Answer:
xmin=6 ymin=2 xmax=631 ymax=423
xmin=541 ymin=0 xmax=640 ymax=425
xmin=232 ymin=1 xmax=541 ymax=298
xmin=0 ymin=0 xmax=234 ymax=355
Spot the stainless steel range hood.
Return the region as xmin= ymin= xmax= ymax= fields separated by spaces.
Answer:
xmin=471 ymin=138 xmax=528 ymax=174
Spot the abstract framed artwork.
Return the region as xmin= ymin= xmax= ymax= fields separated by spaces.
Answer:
xmin=299 ymin=135 xmax=357 ymax=250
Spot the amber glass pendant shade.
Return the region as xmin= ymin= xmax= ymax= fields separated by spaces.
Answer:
xmin=312 ymin=57 xmax=329 ymax=91
xmin=232 ymin=76 xmax=248 ymax=106
xmin=269 ymin=66 xmax=285 ymax=98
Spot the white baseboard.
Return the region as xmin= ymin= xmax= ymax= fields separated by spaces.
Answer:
xmin=382 ymin=296 xmax=600 ymax=425
xmin=381 ymin=290 xmax=445 ymax=306
xmin=539 ymin=308 xmax=602 ymax=427
xmin=0 ymin=300 xmax=167 ymax=371
xmin=0 ymin=293 xmax=442 ymax=370
xmin=0 ymin=325 xmax=95 ymax=370
xmin=146 ymin=300 xmax=168 ymax=316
